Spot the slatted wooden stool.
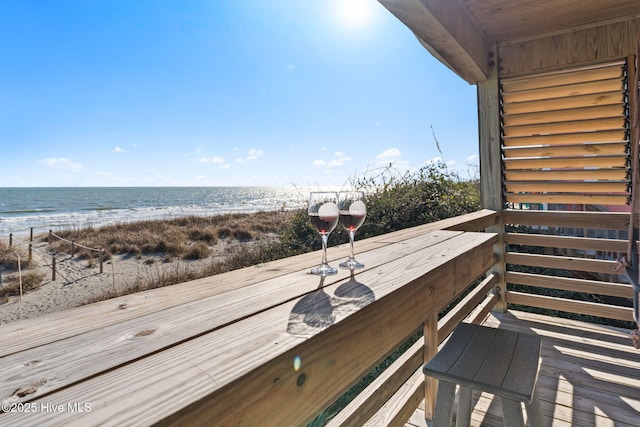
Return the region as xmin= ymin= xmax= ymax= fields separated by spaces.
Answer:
xmin=423 ymin=323 xmax=544 ymax=427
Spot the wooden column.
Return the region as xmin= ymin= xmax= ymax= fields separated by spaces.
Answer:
xmin=478 ymin=43 xmax=507 ymax=312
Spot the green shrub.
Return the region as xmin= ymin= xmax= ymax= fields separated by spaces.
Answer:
xmin=201 ymin=163 xmax=481 ymax=280
xmin=272 ymin=163 xmax=481 ymax=264
xmin=356 ymin=163 xmax=480 ymax=238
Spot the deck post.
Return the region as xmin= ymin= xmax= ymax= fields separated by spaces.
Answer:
xmin=478 ymin=42 xmax=507 ymax=312
xmin=423 ymin=311 xmax=439 ymax=421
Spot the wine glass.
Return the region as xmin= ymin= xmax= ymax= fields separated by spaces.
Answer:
xmin=338 ymin=191 xmax=367 ymax=269
xmin=308 ymin=192 xmax=339 ymax=276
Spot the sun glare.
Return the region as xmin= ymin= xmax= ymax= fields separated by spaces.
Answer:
xmin=338 ymin=0 xmax=373 ymax=29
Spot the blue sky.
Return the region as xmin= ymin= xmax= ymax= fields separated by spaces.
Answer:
xmin=0 ymin=0 xmax=479 ymax=187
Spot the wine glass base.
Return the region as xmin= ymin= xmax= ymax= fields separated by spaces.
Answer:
xmin=311 ymin=264 xmax=338 ymax=276
xmin=339 ymin=259 xmax=364 ymax=270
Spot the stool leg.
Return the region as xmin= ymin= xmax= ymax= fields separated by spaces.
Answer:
xmin=433 ymin=381 xmax=456 ymax=427
xmin=456 ymin=386 xmax=472 ymax=427
xmin=524 ymin=390 xmax=544 ymax=427
xmin=500 ymin=398 xmax=525 ymax=427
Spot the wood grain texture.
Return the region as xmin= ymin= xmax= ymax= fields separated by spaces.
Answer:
xmin=502 ymin=209 xmax=631 ymax=229
xmin=0 ymin=230 xmax=464 ymax=406
xmin=506 ymin=271 xmax=633 ymax=299
xmin=407 ymin=310 xmax=640 ymax=427
xmin=505 ymin=193 xmax=630 ymax=205
xmin=0 ymin=210 xmax=497 ymax=358
xmin=505 ymin=251 xmax=622 ymax=275
xmin=507 ymin=291 xmax=634 ymax=321
xmin=0 ymin=230 xmax=497 ymax=426
xmin=504 ymin=232 xmax=628 ymax=252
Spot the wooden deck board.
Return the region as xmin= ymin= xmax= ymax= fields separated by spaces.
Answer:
xmin=406 ymin=310 xmax=640 ymax=427
xmin=0 ymin=229 xmax=497 ymax=426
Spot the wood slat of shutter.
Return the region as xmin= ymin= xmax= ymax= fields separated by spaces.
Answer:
xmin=503 ymin=156 xmax=628 ymax=170
xmin=504 ymin=181 xmax=629 ymax=193
xmin=504 ymin=169 xmax=629 ymax=181
xmin=502 ymin=78 xmax=625 ymax=104
xmin=505 ymin=193 xmax=630 ymax=205
xmin=503 ymin=130 xmax=626 ymax=147
xmin=502 ymin=91 xmax=624 ymax=115
xmin=503 ymin=117 xmax=626 ymax=138
xmin=501 ymin=62 xmax=624 ymax=92
xmin=502 ymin=142 xmax=627 ymax=158
xmin=503 ymin=104 xmax=624 ymax=127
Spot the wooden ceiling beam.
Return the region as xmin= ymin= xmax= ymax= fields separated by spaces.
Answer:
xmin=378 ymin=0 xmax=489 ymax=84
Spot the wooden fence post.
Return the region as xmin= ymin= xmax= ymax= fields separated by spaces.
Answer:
xmin=52 ymin=256 xmax=56 ymax=281
xmin=71 ymin=240 xmax=75 ymax=258
xmin=49 ymin=230 xmax=52 ymax=244
xmin=29 ymin=243 xmax=32 ymax=263
xmin=99 ymin=249 xmax=104 ymax=274
xmin=17 ymin=255 xmax=22 ymax=302
xmin=9 ymin=234 xmax=12 ymax=248
xmin=30 ymin=227 xmax=33 ymax=242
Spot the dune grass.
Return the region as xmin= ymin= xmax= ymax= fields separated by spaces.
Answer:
xmin=0 ymin=243 xmax=45 ymax=302
xmin=48 ymin=210 xmax=294 ymax=261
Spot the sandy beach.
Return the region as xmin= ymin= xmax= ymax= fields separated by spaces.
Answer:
xmin=0 ymin=232 xmax=267 ymax=324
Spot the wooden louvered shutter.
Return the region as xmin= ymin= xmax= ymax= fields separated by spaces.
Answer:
xmin=501 ymin=60 xmax=631 ymax=206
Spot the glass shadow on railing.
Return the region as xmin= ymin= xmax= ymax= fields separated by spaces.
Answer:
xmin=287 ymin=272 xmax=375 ymax=337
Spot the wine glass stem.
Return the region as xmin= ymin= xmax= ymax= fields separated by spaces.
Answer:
xmin=349 ymin=230 xmax=356 ymax=260
xmin=321 ymin=234 xmax=329 ymax=265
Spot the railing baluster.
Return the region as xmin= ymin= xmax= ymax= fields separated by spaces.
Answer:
xmin=423 ymin=311 xmax=438 ymax=420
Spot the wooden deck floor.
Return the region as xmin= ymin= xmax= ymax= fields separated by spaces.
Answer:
xmin=405 ymin=310 xmax=640 ymax=427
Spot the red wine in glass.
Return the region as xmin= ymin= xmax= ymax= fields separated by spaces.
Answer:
xmin=338 ymin=213 xmax=366 ymax=231
xmin=309 ymin=213 xmax=339 ymax=234
xmin=338 ymin=192 xmax=366 ymax=269
xmin=308 ymin=192 xmax=339 ymax=276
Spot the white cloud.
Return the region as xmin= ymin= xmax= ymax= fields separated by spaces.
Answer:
xmin=246 ymin=148 xmax=264 ymax=161
xmin=467 ymin=154 xmax=478 ymax=162
xmin=312 ymin=152 xmax=352 ymax=169
xmin=198 ymin=156 xmax=225 ymax=164
xmin=371 ymin=148 xmax=415 ymax=173
xmin=112 ymin=146 xmax=125 ymax=153
xmin=237 ymin=148 xmax=264 ymax=164
xmin=40 ymin=157 xmax=82 ymax=172
xmin=376 ymin=148 xmax=401 ymax=160
xmin=374 ymin=148 xmax=408 ymax=169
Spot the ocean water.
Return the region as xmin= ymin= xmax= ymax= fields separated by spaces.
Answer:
xmin=0 ymin=186 xmax=322 ymax=235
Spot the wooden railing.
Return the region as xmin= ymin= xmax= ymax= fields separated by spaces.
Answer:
xmin=324 ymin=209 xmax=501 ymax=426
xmin=502 ymin=209 xmax=635 ymax=324
xmin=4 ymin=207 xmax=636 ymax=426
xmin=0 ymin=210 xmax=501 ymax=427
